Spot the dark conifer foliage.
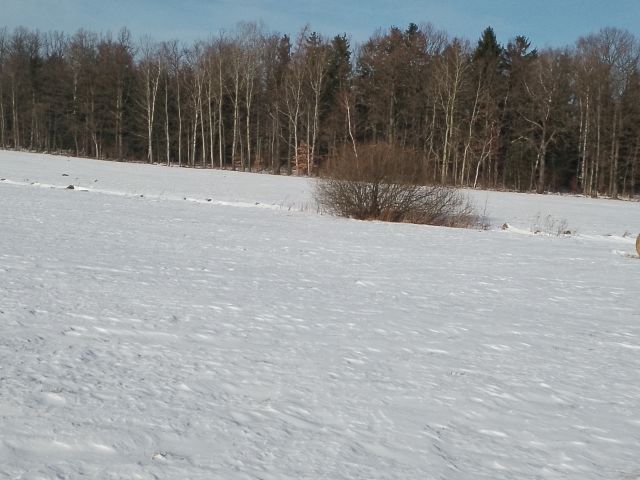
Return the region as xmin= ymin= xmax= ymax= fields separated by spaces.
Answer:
xmin=0 ymin=23 xmax=639 ymax=195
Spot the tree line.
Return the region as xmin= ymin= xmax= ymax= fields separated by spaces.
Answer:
xmin=1 ymin=22 xmax=639 ymax=196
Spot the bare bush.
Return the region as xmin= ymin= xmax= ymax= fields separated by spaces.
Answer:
xmin=315 ymin=144 xmax=479 ymax=227
xmin=530 ymin=213 xmax=572 ymax=236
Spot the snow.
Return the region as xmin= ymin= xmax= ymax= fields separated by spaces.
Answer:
xmin=1 ymin=150 xmax=639 ymax=479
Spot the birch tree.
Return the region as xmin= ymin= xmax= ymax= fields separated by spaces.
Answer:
xmin=139 ymin=37 xmax=162 ymax=163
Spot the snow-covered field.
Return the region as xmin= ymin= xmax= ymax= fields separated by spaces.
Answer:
xmin=1 ymin=150 xmax=639 ymax=479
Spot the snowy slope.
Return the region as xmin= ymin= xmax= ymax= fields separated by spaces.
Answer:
xmin=0 ymin=151 xmax=314 ymax=212
xmin=1 ymin=150 xmax=640 ymax=479
xmin=1 ymin=150 xmax=638 ymax=239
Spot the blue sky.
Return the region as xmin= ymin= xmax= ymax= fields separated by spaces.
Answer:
xmin=3 ymin=0 xmax=639 ymax=48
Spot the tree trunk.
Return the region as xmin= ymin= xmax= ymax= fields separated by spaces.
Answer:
xmin=165 ymin=75 xmax=170 ymax=165
xmin=0 ymin=81 xmax=5 ymax=147
xmin=462 ymin=77 xmax=482 ymax=186
xmin=208 ymin=78 xmax=215 ymax=169
xmin=536 ymin=134 xmax=546 ymax=194
xmin=231 ymin=72 xmax=240 ymax=171
xmin=609 ymin=105 xmax=619 ymax=198
xmin=11 ymin=77 xmax=19 ymax=148
xmin=145 ymin=61 xmax=160 ymax=164
xmin=218 ymin=56 xmax=224 ymax=169
xmin=579 ymin=92 xmax=590 ymax=194
xmin=176 ymin=69 xmax=183 ymax=167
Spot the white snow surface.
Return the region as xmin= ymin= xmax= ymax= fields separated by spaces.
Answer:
xmin=1 ymin=150 xmax=639 ymax=479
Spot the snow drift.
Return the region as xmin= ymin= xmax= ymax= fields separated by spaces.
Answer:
xmin=1 ymin=150 xmax=639 ymax=479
